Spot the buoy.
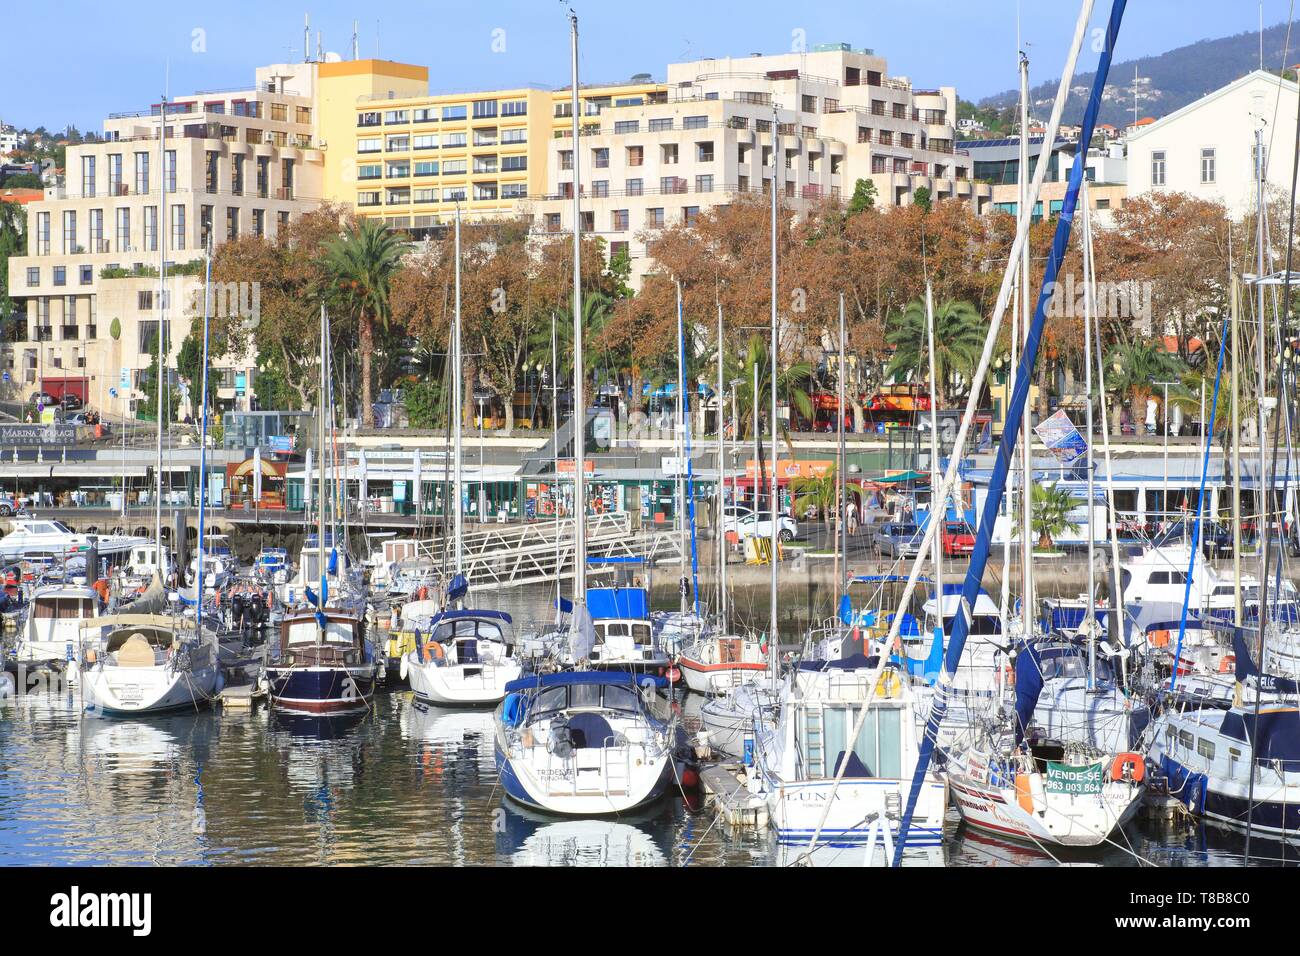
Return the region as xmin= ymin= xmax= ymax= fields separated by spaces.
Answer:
xmin=680 ymin=767 xmax=700 ymax=789
xmin=1110 ymin=752 xmax=1145 ymax=784
xmin=665 ymin=666 xmax=681 ymax=684
xmin=1218 ymin=654 xmax=1235 ymax=674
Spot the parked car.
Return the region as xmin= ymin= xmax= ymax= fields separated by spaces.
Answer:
xmin=59 ymin=393 xmax=83 ymax=411
xmin=0 ymin=495 xmax=22 ymax=517
xmin=29 ymin=391 xmax=58 ymax=409
xmin=941 ymin=520 xmax=977 ymax=558
xmin=726 ymin=506 xmax=798 ymax=542
xmin=875 ymin=522 xmax=923 ymax=557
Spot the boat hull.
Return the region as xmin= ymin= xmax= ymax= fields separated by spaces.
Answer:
xmin=948 ymin=773 xmax=1140 ymax=847
xmin=679 ymin=658 xmax=766 ymax=696
xmin=493 ymin=740 xmax=676 ymax=816
xmin=406 ymin=655 xmax=522 ymax=706
xmin=766 ymin=776 xmax=947 ymax=846
xmin=265 ymin=664 xmax=376 ymax=714
xmin=82 ymin=663 xmax=221 ymax=716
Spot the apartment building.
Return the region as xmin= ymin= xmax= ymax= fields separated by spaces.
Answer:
xmin=320 ymin=61 xmax=665 ymax=233
xmin=527 ymin=45 xmax=991 ymax=281
xmin=1127 ymin=70 xmax=1298 ymax=218
xmin=4 ymin=63 xmax=325 ymax=415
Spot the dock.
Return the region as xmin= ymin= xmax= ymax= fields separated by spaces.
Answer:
xmin=217 ymin=683 xmax=265 ymax=711
xmin=700 ymin=763 xmax=768 ymax=830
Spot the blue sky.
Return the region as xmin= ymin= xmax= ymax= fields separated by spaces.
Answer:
xmin=1 ymin=1 xmax=1295 ymax=131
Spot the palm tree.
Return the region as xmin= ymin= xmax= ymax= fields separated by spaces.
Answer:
xmin=1104 ymin=340 xmax=1186 ymax=433
xmin=884 ymin=298 xmax=985 ymax=406
xmin=790 ymin=464 xmax=867 ymax=521
xmin=720 ymin=334 xmax=814 ymax=447
xmin=323 ymin=219 xmax=405 ymax=427
xmin=525 ymin=291 xmax=614 ymax=384
xmin=1014 ymin=481 xmax=1082 ymax=551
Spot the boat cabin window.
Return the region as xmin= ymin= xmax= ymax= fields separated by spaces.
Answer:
xmin=1197 ymin=738 xmax=1215 ymax=760
xmin=528 ymin=683 xmax=641 ymax=719
xmin=532 ymin=686 xmax=568 ymax=717
xmin=34 ymin=597 xmax=96 ymax=618
xmin=942 ymin=614 xmax=1000 ymax=636
xmin=1148 ymin=571 xmax=1188 ymax=585
xmin=804 ymin=704 xmax=902 ymax=780
xmin=1177 ymin=729 xmax=1194 ymax=750
xmin=1035 ymin=652 xmax=1087 ymax=680
xmin=286 ymin=618 xmax=356 ymax=646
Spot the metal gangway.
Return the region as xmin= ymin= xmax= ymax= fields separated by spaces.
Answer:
xmin=378 ymin=512 xmax=686 ymax=591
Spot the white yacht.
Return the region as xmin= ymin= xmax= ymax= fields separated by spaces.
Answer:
xmin=79 ymin=613 xmax=222 ymax=715
xmin=0 ymin=517 xmax=146 ymax=563
xmin=401 ymin=608 xmax=522 ymax=706
xmin=13 ymin=584 xmax=103 ymax=670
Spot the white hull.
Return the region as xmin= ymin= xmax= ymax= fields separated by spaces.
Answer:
xmin=948 ymin=770 xmax=1140 ymax=847
xmin=679 ymin=661 xmax=766 ymax=696
xmin=767 ymin=776 xmax=948 ymax=846
xmin=82 ymin=661 xmax=220 ymax=715
xmin=405 ymin=654 xmax=522 ymax=706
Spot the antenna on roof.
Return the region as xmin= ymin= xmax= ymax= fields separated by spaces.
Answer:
xmin=316 ymin=30 xmax=322 ymax=63
xmin=352 ymin=20 xmax=359 ymax=60
xmin=304 ymin=13 xmax=311 ymax=63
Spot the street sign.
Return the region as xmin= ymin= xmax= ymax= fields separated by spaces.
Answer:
xmin=119 ymin=367 xmax=131 ymax=390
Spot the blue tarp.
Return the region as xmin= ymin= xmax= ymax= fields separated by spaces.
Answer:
xmin=446 ymin=573 xmax=469 ymax=603
xmin=586 ymin=586 xmax=648 ymax=620
xmin=1220 ymin=708 xmax=1300 ymax=763
xmin=1230 ymin=627 xmax=1300 ymax=695
xmin=424 ymin=608 xmax=513 ymax=627
xmin=504 ymin=670 xmax=667 ymax=693
xmin=587 ymin=556 xmax=646 ymax=566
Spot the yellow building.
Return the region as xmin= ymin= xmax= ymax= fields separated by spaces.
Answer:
xmin=318 ymin=61 xmax=665 ymax=231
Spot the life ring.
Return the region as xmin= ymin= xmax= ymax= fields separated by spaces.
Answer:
xmin=1218 ymin=655 xmax=1235 ymax=674
xmin=421 ymin=641 xmax=445 ymax=664
xmin=1110 ymin=752 xmax=1145 ymax=783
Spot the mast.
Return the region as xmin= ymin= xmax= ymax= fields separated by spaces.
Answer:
xmin=569 ymin=10 xmax=587 ymax=609
xmin=768 ymin=107 xmax=780 ymax=691
xmin=1081 ymin=182 xmax=1097 ymax=688
xmin=677 ymin=279 xmax=688 ymax=619
xmin=1018 ymin=51 xmax=1034 ymax=633
xmin=154 ymin=90 xmax=168 ymax=566
xmin=1232 ymin=273 xmax=1243 ymax=626
xmin=717 ymin=298 xmax=728 ymax=633
xmin=925 ymin=283 xmax=943 ymax=645
xmin=837 ymin=293 xmax=847 ymax=608
xmin=196 ymin=234 xmax=212 ymax=608
xmin=318 ymin=304 xmax=328 ymax=621
xmin=453 ymin=205 xmax=464 ymax=574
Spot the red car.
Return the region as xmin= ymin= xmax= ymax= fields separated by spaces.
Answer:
xmin=941 ymin=521 xmax=976 ymax=557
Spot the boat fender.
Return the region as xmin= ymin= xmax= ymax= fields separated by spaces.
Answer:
xmin=1110 ymin=752 xmax=1145 ymax=784
xmin=502 ymin=692 xmax=525 ymax=727
xmin=418 ymin=586 xmax=428 ymax=601
xmin=666 ymin=665 xmax=681 ymax=684
xmin=399 ymin=654 xmax=409 ymax=682
xmin=1014 ymin=773 xmax=1034 ymax=814
xmin=1218 ymin=655 xmax=1235 ymax=674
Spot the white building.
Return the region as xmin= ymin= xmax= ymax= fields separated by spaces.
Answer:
xmin=1126 ymin=70 xmax=1298 ymax=218
xmin=528 ymin=45 xmax=991 ymax=283
xmin=0 ymin=123 xmax=19 ymax=156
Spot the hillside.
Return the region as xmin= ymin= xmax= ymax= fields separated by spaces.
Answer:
xmin=974 ymin=20 xmax=1300 ymax=129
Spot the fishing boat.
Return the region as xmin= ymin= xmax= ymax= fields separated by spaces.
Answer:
xmin=676 ymin=633 xmax=766 ymax=696
xmin=12 ymin=583 xmax=103 ymax=671
xmin=582 ymin=584 xmax=671 ymax=674
xmin=263 ymin=305 xmax=377 ymax=715
xmin=494 ymin=670 xmax=678 ymax=816
xmin=79 ymin=612 xmax=221 ymax=715
xmin=753 ymin=657 xmax=947 ymax=846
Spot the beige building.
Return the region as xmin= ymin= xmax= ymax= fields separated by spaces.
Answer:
xmin=4 ymin=63 xmax=325 ymax=415
xmin=528 ymin=45 xmax=992 ymax=281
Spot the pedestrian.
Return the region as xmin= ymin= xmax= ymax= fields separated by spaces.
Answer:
xmin=846 ymin=498 xmax=859 ymax=536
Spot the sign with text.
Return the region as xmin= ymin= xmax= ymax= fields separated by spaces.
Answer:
xmin=744 ymin=459 xmax=834 ymax=481
xmin=1034 ymin=410 xmax=1088 ymax=465
xmin=0 ymin=423 xmax=82 ymax=445
xmin=1045 ymin=761 xmax=1104 ymax=795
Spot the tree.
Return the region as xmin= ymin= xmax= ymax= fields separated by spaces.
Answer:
xmin=1015 ymin=481 xmax=1082 ymax=551
xmin=790 ymin=465 xmax=866 ymax=521
xmin=1104 ymin=340 xmax=1187 ymax=431
xmin=912 ymin=186 xmax=932 ymax=212
xmin=847 ymin=179 xmax=877 ymax=215
xmin=323 ymin=218 xmax=405 ymax=428
xmin=724 ymin=334 xmax=814 ymax=447
xmin=884 ymin=298 xmax=985 ymax=406
xmin=0 ymin=200 xmax=26 ymax=326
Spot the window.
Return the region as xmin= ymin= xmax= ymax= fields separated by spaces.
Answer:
xmin=592 ymin=180 xmax=608 ymax=198
xmin=88 ymin=209 xmax=104 ymax=252
xmin=256 ymin=156 xmax=269 ymax=197
xmin=501 ymin=128 xmax=527 ymax=144
xmin=226 ymin=206 xmax=239 ymax=240
xmin=443 ymin=132 xmax=467 ymax=148
xmin=80 ymin=265 xmax=93 ymax=285
xmin=661 ymin=144 xmax=678 ymax=165
xmin=386 ymin=134 xmax=409 ymax=151
xmin=414 ymin=160 xmax=438 ymax=177
xmin=801 ymin=94 xmax=817 ymax=113
xmin=646 ymin=207 xmax=665 ymax=228
xmin=442 ymin=105 xmax=468 ymax=121
xmin=358 ymin=163 xmax=383 ymax=180
xmin=413 ymin=133 xmax=438 ymax=150
xmin=472 ymin=100 xmax=498 ymax=119
xmin=442 ymin=159 xmax=467 ymax=175
xmin=81 ymin=155 xmax=96 ymax=196
xmin=501 ymin=155 xmax=527 ymax=172
xmin=1151 ymin=150 xmax=1166 ymax=186
xmin=414 ymin=187 xmax=437 ymax=203
xmin=683 ymin=115 xmax=707 ymax=130
xmin=545 ymin=212 xmax=562 ymax=232
xmin=473 ymin=128 xmax=498 ymax=147
xmin=473 ymin=156 xmax=498 ymax=174
xmin=627 ymin=145 xmax=644 ymax=167
xmin=281 ymin=159 xmax=295 ymax=198
xmin=614 ymin=120 xmax=639 ymax=134
xmin=1196 ymin=738 xmax=1215 ymax=760
xmin=661 ymin=176 xmax=684 ymax=194
xmin=625 ymin=178 xmax=643 ymax=196
xmin=1177 ymin=729 xmax=1194 ymax=750
xmin=696 ymin=141 xmax=714 ymax=162
xmin=473 ymin=183 xmax=498 ymax=201
xmin=107 ymin=153 xmax=123 ymax=194
xmin=559 ymin=150 xmax=573 ymax=171
xmin=35 ymin=212 xmax=50 ymax=255
xmin=683 ymin=206 xmax=700 ymax=226
xmin=53 ymin=266 xmax=66 ymax=287
xmin=115 ymin=208 xmax=131 ymax=250
xmin=501 ymin=100 xmax=527 ymax=117
xmin=649 ymin=118 xmax=673 ymax=132
xmin=253 ymin=208 xmax=265 ymax=238
xmin=61 ymin=210 xmax=77 ymax=254
xmin=592 ymin=148 xmax=609 ymax=168
xmin=1200 ymin=147 xmax=1216 ymax=184
xmin=231 ymin=154 xmax=244 ymax=195
xmin=270 ymin=102 xmax=287 ymax=122
xmin=612 ymin=209 xmax=629 ymax=230
xmin=387 ymin=161 xmax=410 ymax=178
xmin=134 ymin=152 xmax=149 ymax=194
xmin=358 ymin=137 xmax=382 ymax=153
xmin=442 ymin=186 xmax=467 ymax=201
xmin=26 ymin=267 xmax=38 ymax=287
xmin=384 ymin=109 xmax=408 ymax=124
xmin=695 ymin=174 xmax=714 ymax=193
xmin=413 ymin=108 xmax=437 ymax=123
xmin=200 ymin=205 xmax=213 ymax=246
xmin=171 ymin=205 xmax=186 ymax=250
xmin=358 ymin=190 xmax=381 ymax=207
xmin=502 ymin=183 xmax=527 ymax=199
xmin=144 ymin=206 xmax=158 ymax=251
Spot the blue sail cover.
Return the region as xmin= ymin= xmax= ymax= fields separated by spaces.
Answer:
xmin=1219 ymin=708 xmax=1300 ymax=764
xmin=1230 ymin=627 xmax=1300 ymax=695
xmin=1012 ymin=643 xmax=1045 ymax=747
xmin=586 ymin=586 xmax=648 ymax=620
xmin=446 ymin=573 xmax=469 ymax=603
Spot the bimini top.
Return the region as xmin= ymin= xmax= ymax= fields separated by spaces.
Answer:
xmin=505 ymin=670 xmax=666 ymax=693
xmin=427 ymin=608 xmax=513 ymax=626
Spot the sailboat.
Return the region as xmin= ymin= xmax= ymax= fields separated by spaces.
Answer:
xmin=403 ymin=206 xmax=521 ymax=706
xmin=79 ymin=156 xmax=222 ymax=716
xmin=263 ymin=304 xmax=376 ymax=715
